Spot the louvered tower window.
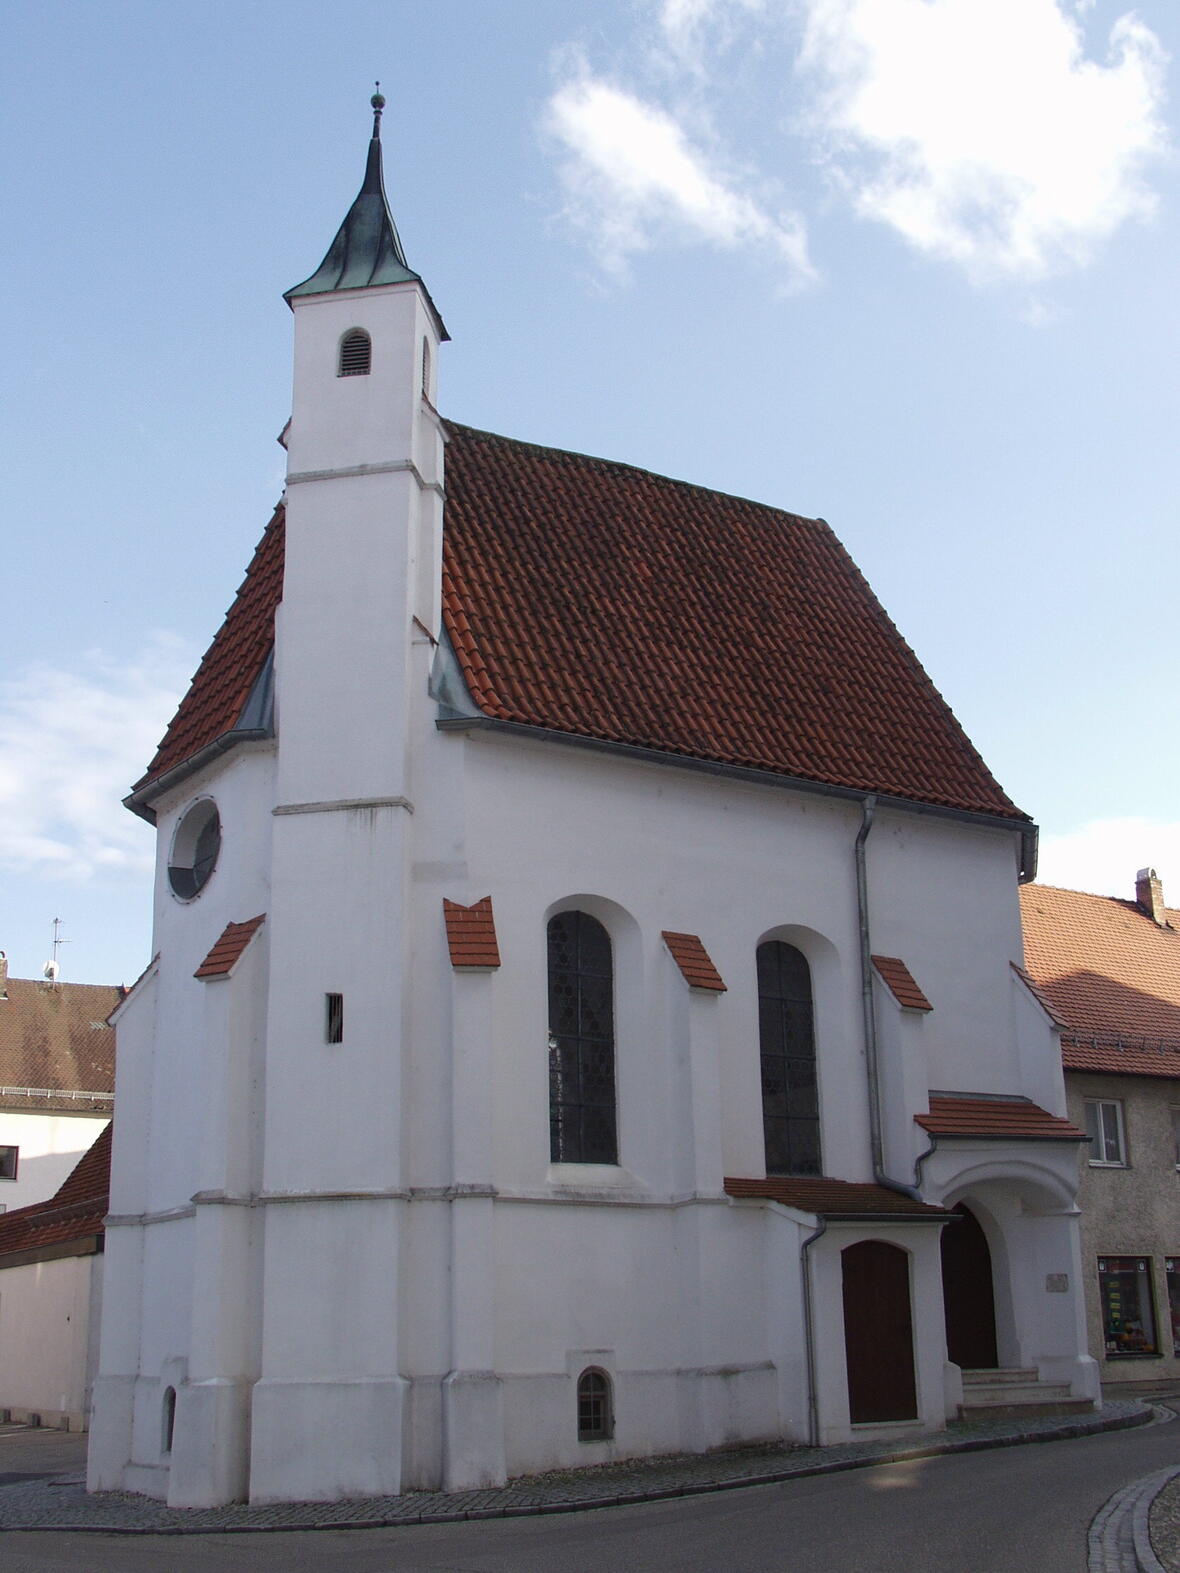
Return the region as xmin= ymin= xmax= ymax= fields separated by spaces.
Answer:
xmin=338 ymin=328 xmax=372 ymax=377
xmin=548 ymin=911 xmax=617 ymax=1164
xmin=757 ymin=940 xmax=820 ymax=1176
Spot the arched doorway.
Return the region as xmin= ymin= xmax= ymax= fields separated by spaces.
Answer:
xmin=940 ymin=1203 xmax=998 ymax=1369
xmin=841 ymin=1240 xmax=918 ymax=1423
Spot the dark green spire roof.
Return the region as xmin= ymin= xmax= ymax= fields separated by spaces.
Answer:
xmin=285 ymin=92 xmax=449 ymax=337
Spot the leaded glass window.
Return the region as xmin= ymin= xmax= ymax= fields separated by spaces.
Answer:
xmin=548 ymin=911 xmax=618 ymax=1164
xmin=757 ymin=940 xmax=820 ymax=1176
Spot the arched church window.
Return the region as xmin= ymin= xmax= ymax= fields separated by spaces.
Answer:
xmin=548 ymin=911 xmax=617 ymax=1164
xmin=757 ymin=940 xmax=820 ymax=1176
xmin=338 ymin=328 xmax=371 ymax=377
xmin=577 ymin=1367 xmax=613 ymax=1440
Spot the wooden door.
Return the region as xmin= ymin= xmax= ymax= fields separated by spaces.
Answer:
xmin=841 ymin=1240 xmax=918 ymax=1423
xmin=940 ymin=1203 xmax=998 ymax=1369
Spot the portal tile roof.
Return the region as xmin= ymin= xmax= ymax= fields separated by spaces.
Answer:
xmin=443 ymin=898 xmax=501 ymax=969
xmin=0 ymin=977 xmax=119 ymax=1110
xmin=662 ymin=932 xmax=726 ymax=991
xmin=915 ymin=1095 xmax=1085 ymax=1141
xmin=194 ymin=916 xmax=266 ymax=980
xmin=134 ymin=426 xmax=1026 ymax=825
xmin=0 ymin=1122 xmax=111 ymax=1264
xmin=872 ymin=956 xmax=933 ymax=1012
xmin=724 ymin=1176 xmax=948 ymax=1219
xmin=1019 ymin=883 xmax=1180 ymax=1079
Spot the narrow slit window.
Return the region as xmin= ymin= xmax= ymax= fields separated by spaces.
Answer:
xmin=421 ymin=336 xmax=431 ymax=397
xmin=338 ymin=329 xmax=371 ymax=377
xmin=162 ymin=1387 xmax=177 ymax=1455
xmin=326 ymin=993 xmax=344 ymax=1044
xmin=577 ymin=1368 xmax=613 ymax=1441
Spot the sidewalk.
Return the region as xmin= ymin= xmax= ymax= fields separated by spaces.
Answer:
xmin=0 ymin=1400 xmax=1153 ymax=1535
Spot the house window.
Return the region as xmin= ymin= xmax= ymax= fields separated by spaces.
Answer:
xmin=1171 ymin=1109 xmax=1180 ymax=1169
xmin=338 ymin=328 xmax=371 ymax=377
xmin=0 ymin=1146 xmax=16 ymax=1181
xmin=577 ymin=1368 xmax=613 ymax=1441
xmin=1166 ymin=1260 xmax=1180 ymax=1357
xmin=1085 ymin=1099 xmax=1126 ymax=1166
xmin=757 ymin=941 xmax=820 ymax=1176
xmin=325 ymin=993 xmax=344 ymax=1044
xmin=1098 ymin=1257 xmax=1157 ymax=1357
xmin=548 ymin=911 xmax=617 ymax=1165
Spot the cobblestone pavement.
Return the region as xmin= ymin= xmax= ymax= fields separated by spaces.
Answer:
xmin=0 ymin=1401 xmax=1153 ymax=1536
xmin=1147 ymin=1467 xmax=1180 ymax=1571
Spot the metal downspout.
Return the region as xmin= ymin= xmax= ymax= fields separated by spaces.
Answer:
xmin=801 ymin=1216 xmax=828 ymax=1446
xmin=856 ymin=794 xmax=924 ymax=1201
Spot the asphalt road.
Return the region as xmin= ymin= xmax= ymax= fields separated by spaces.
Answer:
xmin=4 ymin=1413 xmax=1180 ymax=1573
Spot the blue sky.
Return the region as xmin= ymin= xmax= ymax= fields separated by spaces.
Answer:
xmin=2 ymin=0 xmax=1177 ymax=984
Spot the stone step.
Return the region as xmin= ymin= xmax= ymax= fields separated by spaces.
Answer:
xmin=961 ymin=1367 xmax=1039 ymax=1386
xmin=957 ymin=1395 xmax=1095 ymax=1422
xmin=961 ymin=1380 xmax=1073 ymax=1407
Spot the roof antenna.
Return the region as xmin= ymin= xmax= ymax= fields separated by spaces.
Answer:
xmin=43 ymin=916 xmax=69 ymax=985
xmin=371 ymin=81 xmax=385 ymax=140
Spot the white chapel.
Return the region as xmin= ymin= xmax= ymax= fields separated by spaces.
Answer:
xmin=88 ymin=96 xmax=1099 ymax=1507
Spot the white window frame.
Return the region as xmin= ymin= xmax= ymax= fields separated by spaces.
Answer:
xmin=1085 ymin=1098 xmax=1127 ymax=1167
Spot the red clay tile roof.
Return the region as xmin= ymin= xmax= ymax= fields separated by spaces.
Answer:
xmin=915 ymin=1095 xmax=1085 ymax=1141
xmin=136 ymin=505 xmax=284 ymax=791
xmin=0 ymin=978 xmax=118 ymax=1110
xmin=0 ymin=1122 xmax=111 ymax=1264
xmin=194 ymin=916 xmax=266 ymax=980
xmin=872 ymin=956 xmax=932 ymax=1012
xmin=662 ymin=931 xmax=726 ymax=991
xmin=725 ymin=1175 xmax=948 ymax=1218
xmin=133 ymin=425 xmax=1026 ymax=823
xmin=443 ymin=897 xmax=501 ymax=969
xmin=1019 ymin=883 xmax=1180 ymax=1079
xmin=441 ymin=424 xmax=1025 ymax=820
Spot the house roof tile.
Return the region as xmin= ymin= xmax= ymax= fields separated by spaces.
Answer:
xmin=872 ymin=955 xmax=932 ymax=1012
xmin=662 ymin=932 xmax=726 ymax=991
xmin=1019 ymin=883 xmax=1180 ymax=1079
xmin=194 ymin=916 xmax=266 ymax=980
xmin=724 ymin=1175 xmax=948 ymax=1219
xmin=915 ymin=1095 xmax=1085 ymax=1141
xmin=0 ymin=978 xmax=119 ymax=1107
xmin=0 ymin=1122 xmax=111 ymax=1263
xmin=443 ymin=897 xmax=501 ymax=969
xmin=134 ymin=426 xmax=1026 ymax=825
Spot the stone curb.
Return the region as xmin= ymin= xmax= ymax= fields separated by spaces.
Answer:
xmin=1135 ymin=1465 xmax=1180 ymax=1573
xmin=0 ymin=1402 xmax=1155 ymax=1537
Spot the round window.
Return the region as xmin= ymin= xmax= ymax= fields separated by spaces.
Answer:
xmin=168 ymin=799 xmax=221 ymax=899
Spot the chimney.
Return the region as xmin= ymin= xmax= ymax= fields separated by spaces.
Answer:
xmin=1136 ymin=868 xmax=1167 ymax=926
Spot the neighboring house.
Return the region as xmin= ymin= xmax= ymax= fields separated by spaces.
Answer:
xmin=0 ymin=954 xmax=118 ymax=1214
xmin=0 ymin=1123 xmax=111 ymax=1430
xmin=88 ymin=101 xmax=1096 ymax=1510
xmin=1021 ymin=869 xmax=1180 ymax=1385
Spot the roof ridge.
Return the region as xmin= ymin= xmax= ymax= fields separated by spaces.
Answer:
xmin=441 ymin=418 xmax=821 ymax=525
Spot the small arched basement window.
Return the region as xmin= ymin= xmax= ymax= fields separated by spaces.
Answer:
xmin=577 ymin=1368 xmax=613 ymax=1441
xmin=338 ymin=328 xmax=372 ymax=377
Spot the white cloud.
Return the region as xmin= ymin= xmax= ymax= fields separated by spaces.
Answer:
xmin=544 ymin=72 xmax=814 ymax=282
xmin=798 ymin=0 xmax=1169 ymax=282
xmin=1035 ymin=817 xmax=1180 ymax=900
xmin=0 ymin=637 xmax=196 ymax=880
xmin=658 ymin=0 xmax=767 ymax=73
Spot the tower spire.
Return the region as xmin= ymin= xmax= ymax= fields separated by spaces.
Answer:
xmin=285 ymin=88 xmax=447 ymax=337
